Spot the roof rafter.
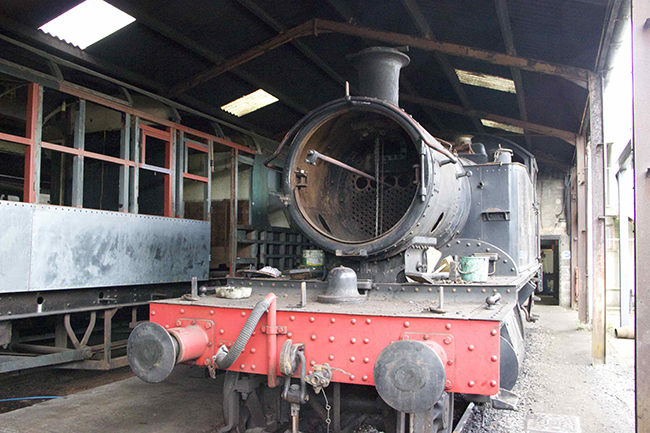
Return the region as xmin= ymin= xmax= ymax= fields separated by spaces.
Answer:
xmin=105 ymin=0 xmax=309 ymax=115
xmin=400 ymin=93 xmax=577 ymax=145
xmin=401 ymin=0 xmax=485 ymax=133
xmin=233 ymin=0 xmax=347 ymax=87
xmin=169 ymin=18 xmax=590 ymax=97
xmin=495 ymin=0 xmax=532 ymax=150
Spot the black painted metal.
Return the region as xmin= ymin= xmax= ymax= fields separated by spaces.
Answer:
xmin=318 ymin=266 xmax=366 ymax=304
xmin=348 ymin=47 xmax=410 ymax=107
xmin=282 ymin=96 xmax=471 ymax=259
xmin=127 ymin=322 xmax=178 ymax=383
xmin=374 ymin=340 xmax=446 ymax=413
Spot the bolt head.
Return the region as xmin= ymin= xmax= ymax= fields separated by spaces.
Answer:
xmin=330 ymin=317 xmax=336 ymax=323
xmin=350 ymin=356 xmax=355 ymax=362
xmin=310 ymin=334 xmax=316 ymax=340
xmin=363 ymin=357 xmax=369 ymax=363
xmin=404 ymin=321 xmax=410 ymax=328
xmin=240 ymin=364 xmax=245 ymax=369
xmin=445 ymin=380 xmax=452 ymax=389
xmin=205 ymin=322 xmax=212 ymax=329
xmin=210 ymin=310 xmax=214 ymax=315
xmin=204 ymin=359 xmax=210 ymax=365
xmin=468 ymin=380 xmax=475 ymax=387
xmin=175 ymin=320 xmax=182 ymax=327
xmin=423 ymin=334 xmax=430 ymax=340
xmin=350 ymin=338 xmax=356 ymax=344
xmin=180 ymin=309 xmax=185 ymax=314
xmin=219 ymin=329 xmax=225 ymax=334
xmin=350 ymin=375 xmax=355 ymax=380
xmin=351 ymin=318 xmax=357 ymax=324
xmin=310 ymin=360 xmax=316 ymax=366
xmin=445 ymin=323 xmax=452 ymax=330
xmin=250 ymin=348 xmax=256 ymax=353
xmin=251 ymin=364 xmax=256 ymax=370
xmin=290 ymin=315 xmax=295 ymax=321
xmin=468 ymin=345 xmax=475 ymax=351
xmin=151 ymin=311 xmax=156 ymax=316
xmin=366 ymin=318 xmax=372 ymax=324
xmin=362 ymin=375 xmax=368 ymax=382
xmin=491 ymin=329 xmax=497 ymax=336
xmin=491 ymin=355 xmax=498 ymax=362
xmin=287 ymin=332 xmax=293 ymax=337
xmin=490 ymin=380 xmax=497 ymax=387
xmin=208 ymin=342 xmax=213 ymax=347
xmin=447 ymin=359 xmax=454 ymax=365
xmin=329 ymin=336 xmax=335 ymax=342
xmin=329 ymin=355 xmax=334 ymax=360
xmin=444 ymin=337 xmax=452 ymax=345
xmin=363 ymin=338 xmax=369 ymax=344
xmin=309 ymin=317 xmax=315 ymax=322
xmin=241 ymin=311 xmax=246 ymax=317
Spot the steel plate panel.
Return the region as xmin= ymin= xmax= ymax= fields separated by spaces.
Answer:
xmin=151 ymin=301 xmax=501 ymax=396
xmin=29 ymin=205 xmax=209 ymax=290
xmin=0 ymin=201 xmax=33 ymax=293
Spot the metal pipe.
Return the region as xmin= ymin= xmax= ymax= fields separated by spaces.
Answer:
xmin=305 ymin=149 xmax=389 ymax=186
xmin=266 ymin=292 xmax=278 ymax=387
xmin=615 ymin=325 xmax=634 ymax=339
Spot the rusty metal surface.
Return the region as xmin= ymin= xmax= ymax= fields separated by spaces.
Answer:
xmin=0 ymin=201 xmax=209 ymax=292
xmin=633 ymin=1 xmax=650 ymax=430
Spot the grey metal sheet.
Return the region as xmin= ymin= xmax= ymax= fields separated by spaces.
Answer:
xmin=0 ymin=201 xmax=33 ymax=293
xmin=29 ymin=205 xmax=209 ymax=290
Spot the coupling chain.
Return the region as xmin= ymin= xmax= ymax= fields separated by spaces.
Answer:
xmin=323 ymin=389 xmax=331 ymax=433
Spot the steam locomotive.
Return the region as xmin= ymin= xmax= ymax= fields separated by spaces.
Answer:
xmin=127 ymin=47 xmax=541 ymax=433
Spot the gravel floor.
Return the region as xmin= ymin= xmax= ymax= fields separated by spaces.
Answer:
xmin=464 ymin=306 xmax=635 ymax=433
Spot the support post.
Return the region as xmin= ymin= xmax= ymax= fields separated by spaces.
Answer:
xmin=24 ymin=83 xmax=42 ymax=203
xmin=205 ymin=140 xmax=213 ymax=221
xmin=119 ymin=113 xmax=130 ymax=212
xmin=632 ymin=2 xmax=650 ymax=429
xmin=176 ymin=131 xmax=185 ymax=218
xmin=589 ymin=72 xmax=606 ymax=365
xmin=164 ymin=128 xmax=175 ymax=217
xmin=129 ymin=117 xmax=140 ymax=213
xmin=617 ymin=164 xmax=631 ymax=327
xmin=570 ymin=166 xmax=578 ymax=309
xmin=576 ymin=135 xmax=588 ymax=322
xmin=71 ymin=99 xmax=86 ymax=208
xmin=230 ymin=148 xmax=239 ymax=276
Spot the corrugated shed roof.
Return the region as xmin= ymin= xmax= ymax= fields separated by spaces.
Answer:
xmin=0 ymin=0 xmax=615 ymax=168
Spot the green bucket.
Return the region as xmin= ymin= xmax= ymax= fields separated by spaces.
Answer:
xmin=459 ymin=256 xmax=489 ymax=282
xmin=302 ymin=249 xmax=324 ymax=273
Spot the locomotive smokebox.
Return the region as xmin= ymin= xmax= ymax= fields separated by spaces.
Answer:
xmin=349 ymin=47 xmax=410 ymax=106
xmin=282 ymin=47 xmax=471 ymax=260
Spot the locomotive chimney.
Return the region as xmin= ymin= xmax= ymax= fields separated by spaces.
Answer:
xmin=349 ymin=47 xmax=410 ymax=106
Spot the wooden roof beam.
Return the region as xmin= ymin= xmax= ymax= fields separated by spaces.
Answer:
xmin=402 ymin=0 xmax=485 ymax=133
xmin=495 ymin=0 xmax=532 ymax=150
xmin=106 ymin=0 xmax=309 ymax=115
xmin=400 ymin=93 xmax=578 ymax=145
xmin=170 ymin=18 xmax=590 ymax=97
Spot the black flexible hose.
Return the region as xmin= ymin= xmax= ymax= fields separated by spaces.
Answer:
xmin=215 ymin=296 xmax=272 ymax=369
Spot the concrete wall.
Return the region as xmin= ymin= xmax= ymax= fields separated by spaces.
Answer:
xmin=537 ymin=171 xmax=572 ymax=308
